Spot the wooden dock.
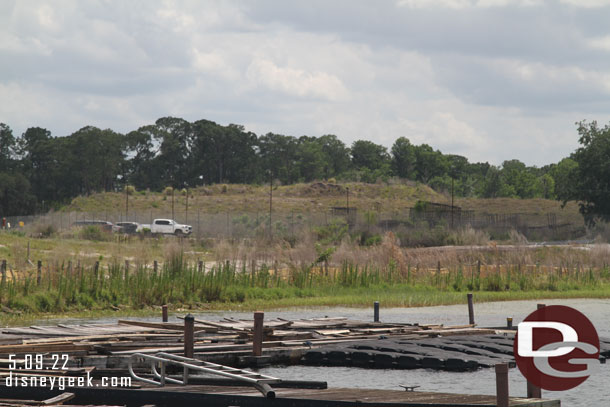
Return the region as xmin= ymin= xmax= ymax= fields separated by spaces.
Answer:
xmin=0 ymin=315 xmax=590 ymax=406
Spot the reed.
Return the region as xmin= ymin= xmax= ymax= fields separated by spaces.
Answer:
xmin=2 ymin=248 xmax=610 ymax=318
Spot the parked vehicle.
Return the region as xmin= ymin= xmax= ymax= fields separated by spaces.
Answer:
xmin=73 ymin=220 xmax=113 ymax=232
xmin=114 ymin=221 xmax=141 ymax=234
xmin=139 ymin=219 xmax=192 ymax=236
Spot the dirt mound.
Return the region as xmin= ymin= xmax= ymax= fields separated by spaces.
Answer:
xmin=305 ymin=182 xmax=344 ymax=195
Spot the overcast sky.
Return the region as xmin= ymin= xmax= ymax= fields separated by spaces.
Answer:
xmin=2 ymin=0 xmax=610 ymax=166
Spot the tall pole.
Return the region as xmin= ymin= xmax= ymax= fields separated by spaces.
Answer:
xmin=185 ymin=187 xmax=189 ymax=224
xmin=269 ymin=172 xmax=273 ymax=240
xmin=451 ymin=177 xmax=454 ymax=229
xmin=171 ymin=187 xmax=175 ymax=220
xmin=346 ymin=186 xmax=350 ymax=228
xmin=125 ymin=184 xmax=129 ymax=221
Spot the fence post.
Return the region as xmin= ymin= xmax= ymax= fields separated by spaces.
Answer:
xmin=1 ymin=260 xmax=6 ymax=286
xmin=124 ymin=260 xmax=129 ymax=281
xmin=37 ymin=260 xmax=42 ymax=285
xmin=495 ymin=363 xmax=509 ymax=407
xmin=253 ymin=311 xmax=264 ymax=357
xmin=184 ymin=313 xmax=194 ymax=358
xmin=467 ymin=293 xmax=475 ymax=325
xmin=153 ymin=260 xmax=158 ymax=275
xmin=162 ymin=304 xmax=168 ymax=322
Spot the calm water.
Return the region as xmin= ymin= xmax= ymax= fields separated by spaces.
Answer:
xmin=37 ymin=298 xmax=610 ymax=406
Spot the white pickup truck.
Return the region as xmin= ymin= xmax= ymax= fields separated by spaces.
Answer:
xmin=141 ymin=219 xmax=193 ymax=236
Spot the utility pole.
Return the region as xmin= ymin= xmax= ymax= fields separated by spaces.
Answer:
xmin=185 ymin=186 xmax=189 ymax=224
xmin=268 ymin=171 xmax=273 ymax=240
xmin=171 ymin=187 xmax=175 ymax=220
xmin=125 ymin=184 xmax=129 ymax=221
xmin=451 ymin=177 xmax=454 ymax=229
xmin=346 ymin=186 xmax=350 ymax=228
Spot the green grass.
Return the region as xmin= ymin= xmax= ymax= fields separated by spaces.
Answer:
xmin=1 ymin=254 xmax=610 ymax=326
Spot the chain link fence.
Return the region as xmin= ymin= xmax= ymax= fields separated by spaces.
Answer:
xmin=1 ymin=206 xmax=586 ymax=243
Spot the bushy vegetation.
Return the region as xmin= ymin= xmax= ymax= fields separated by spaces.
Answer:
xmin=0 ymin=118 xmax=590 ymax=217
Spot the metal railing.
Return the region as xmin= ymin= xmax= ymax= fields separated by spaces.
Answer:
xmin=128 ymin=352 xmax=280 ymax=398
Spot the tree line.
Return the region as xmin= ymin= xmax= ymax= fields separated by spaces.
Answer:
xmin=0 ymin=117 xmax=584 ymax=217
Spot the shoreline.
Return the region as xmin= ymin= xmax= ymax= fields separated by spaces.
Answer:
xmin=5 ymin=288 xmax=610 ymax=327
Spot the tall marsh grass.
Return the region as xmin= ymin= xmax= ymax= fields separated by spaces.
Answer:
xmin=2 ymin=248 xmax=610 ymax=315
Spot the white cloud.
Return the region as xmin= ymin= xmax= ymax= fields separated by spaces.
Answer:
xmin=245 ymin=58 xmax=349 ymax=101
xmin=560 ymin=0 xmax=610 ymax=7
xmin=2 ymin=0 xmax=610 ymax=167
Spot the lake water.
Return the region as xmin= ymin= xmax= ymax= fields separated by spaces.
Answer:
xmin=37 ymin=298 xmax=610 ymax=406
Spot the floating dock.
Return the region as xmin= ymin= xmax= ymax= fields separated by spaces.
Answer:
xmin=0 ymin=315 xmax=591 ymax=406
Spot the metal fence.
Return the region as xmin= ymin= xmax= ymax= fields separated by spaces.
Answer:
xmin=2 ymin=206 xmax=585 ymax=242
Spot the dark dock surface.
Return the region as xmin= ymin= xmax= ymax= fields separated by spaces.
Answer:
xmin=0 ymin=383 xmax=561 ymax=407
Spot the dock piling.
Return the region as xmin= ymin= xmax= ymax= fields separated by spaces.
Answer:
xmin=184 ymin=313 xmax=194 ymax=358
xmin=467 ymin=293 xmax=475 ymax=325
xmin=162 ymin=304 xmax=168 ymax=322
xmin=253 ymin=311 xmax=264 ymax=357
xmin=495 ymin=363 xmax=509 ymax=407
xmin=526 ymin=304 xmax=545 ymax=399
xmin=374 ymin=301 xmax=380 ymax=322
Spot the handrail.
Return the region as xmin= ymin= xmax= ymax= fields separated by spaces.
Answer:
xmin=128 ymin=352 xmax=279 ymax=398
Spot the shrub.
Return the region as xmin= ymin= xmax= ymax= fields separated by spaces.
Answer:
xmin=34 ymin=223 xmax=56 ymax=238
xmin=163 ymin=186 xmax=174 ymax=196
xmin=79 ymin=225 xmax=110 ymax=241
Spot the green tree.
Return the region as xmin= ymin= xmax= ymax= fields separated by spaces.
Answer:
xmin=550 ymin=157 xmax=578 ymax=203
xmin=391 ymin=137 xmax=416 ymax=179
xmin=0 ymin=123 xmax=16 ymax=172
xmin=257 ymin=133 xmax=299 ymax=184
xmin=0 ymin=172 xmax=35 ymax=216
xmin=413 ymin=144 xmax=448 ymax=183
xmin=351 ymin=140 xmax=390 ymax=171
xmin=565 ymin=121 xmax=610 ymax=224
xmin=316 ymin=134 xmax=350 ymax=178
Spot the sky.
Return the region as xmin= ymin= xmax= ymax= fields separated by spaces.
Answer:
xmin=2 ymin=0 xmax=610 ymax=166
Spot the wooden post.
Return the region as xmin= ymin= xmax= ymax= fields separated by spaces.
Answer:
xmin=527 ymin=379 xmax=542 ymax=399
xmin=495 ymin=363 xmax=509 ymax=407
xmin=1 ymin=260 xmax=6 ymax=286
xmin=467 ymin=293 xmax=475 ymax=325
xmin=153 ymin=260 xmax=158 ymax=275
xmin=526 ymin=303 xmax=545 ymax=399
xmin=373 ymin=301 xmax=380 ymax=322
xmin=37 ymin=260 xmax=42 ymax=285
xmin=124 ymin=260 xmax=129 ymax=281
xmin=253 ymin=311 xmax=264 ymax=357
xmin=184 ymin=313 xmax=194 ymax=358
xmin=198 ymin=260 xmax=203 ymax=273
xmin=162 ymin=304 xmax=168 ymax=322
xmin=94 ymin=261 xmax=99 ymax=279
xmin=506 ymin=317 xmax=513 ymax=329
xmin=27 ymin=241 xmax=30 ymax=261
